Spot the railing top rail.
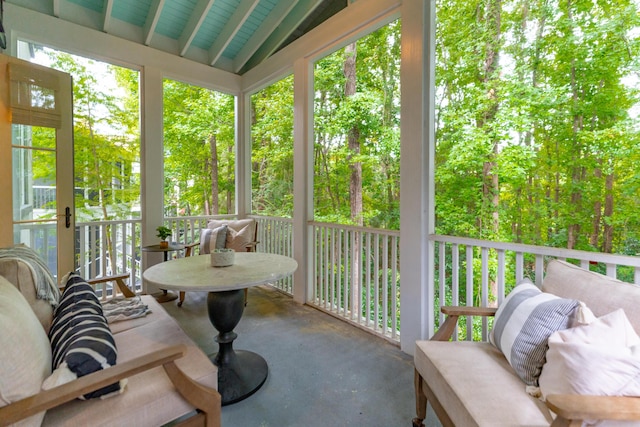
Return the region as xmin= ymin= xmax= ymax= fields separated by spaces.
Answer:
xmin=164 ymin=214 xmax=236 ymax=221
xmin=430 ymin=234 xmax=640 ymax=267
xmin=310 ymin=220 xmax=400 ymax=237
xmin=76 ymin=219 xmax=141 ymax=226
xmin=248 ymin=214 xmax=293 ymax=223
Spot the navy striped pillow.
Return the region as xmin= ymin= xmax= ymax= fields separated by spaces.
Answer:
xmin=490 ymin=279 xmax=580 ymax=386
xmin=48 ymin=273 xmax=120 ymax=399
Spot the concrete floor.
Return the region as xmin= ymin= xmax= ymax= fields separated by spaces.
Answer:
xmin=162 ymin=285 xmax=441 ymax=427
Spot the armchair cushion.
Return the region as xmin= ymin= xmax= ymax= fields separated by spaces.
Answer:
xmin=199 ymin=224 xmax=228 ymax=255
xmin=0 ymin=275 xmax=51 ymax=427
xmin=490 ymin=279 xmax=581 ymax=386
xmin=47 ymin=273 xmax=121 ymax=399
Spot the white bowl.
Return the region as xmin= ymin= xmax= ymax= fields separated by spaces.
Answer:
xmin=210 ymin=249 xmax=235 ymax=267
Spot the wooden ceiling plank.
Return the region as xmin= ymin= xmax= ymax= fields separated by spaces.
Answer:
xmin=208 ymin=0 xmax=260 ymax=66
xmin=179 ymin=0 xmax=217 ymax=57
xmin=243 ymin=0 xmax=325 ymax=71
xmin=232 ymin=0 xmax=299 ymax=73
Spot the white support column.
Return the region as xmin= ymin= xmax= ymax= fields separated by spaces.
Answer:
xmin=141 ymin=65 xmax=165 ymax=293
xmin=292 ymin=57 xmax=314 ymax=304
xmin=236 ymin=93 xmax=252 ymax=217
xmin=399 ymin=0 xmax=436 ymax=354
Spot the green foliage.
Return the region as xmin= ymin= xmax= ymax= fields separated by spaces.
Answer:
xmin=251 ymin=75 xmax=295 ymax=217
xmin=435 ymin=0 xmax=640 ymax=257
xmin=313 ymin=20 xmax=401 ymax=229
xmin=163 ymin=80 xmax=235 ymax=216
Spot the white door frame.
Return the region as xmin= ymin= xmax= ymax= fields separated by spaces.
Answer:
xmin=0 ymin=54 xmax=75 ymax=278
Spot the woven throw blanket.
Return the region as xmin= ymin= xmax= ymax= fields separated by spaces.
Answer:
xmin=101 ymin=296 xmax=151 ymax=323
xmin=0 ymin=245 xmax=60 ymax=307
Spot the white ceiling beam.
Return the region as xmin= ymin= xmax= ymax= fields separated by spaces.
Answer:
xmin=243 ymin=0 xmax=324 ymax=71
xmin=208 ymin=0 xmax=260 ymax=66
xmin=144 ymin=0 xmax=166 ymax=46
xmin=179 ymin=0 xmax=217 ymax=57
xmin=232 ymin=0 xmax=299 ymax=73
xmin=102 ymin=0 xmax=114 ymax=33
xmin=53 ymin=0 xmax=61 ymax=18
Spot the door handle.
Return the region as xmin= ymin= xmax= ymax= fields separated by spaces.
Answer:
xmin=63 ymin=206 xmax=71 ymax=228
xmin=56 ymin=207 xmax=72 ymax=228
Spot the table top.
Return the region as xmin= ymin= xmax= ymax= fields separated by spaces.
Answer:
xmin=142 ymin=252 xmax=298 ymax=292
xmin=142 ymin=243 xmax=186 ymax=252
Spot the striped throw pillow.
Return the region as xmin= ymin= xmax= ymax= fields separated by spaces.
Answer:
xmin=490 ymin=279 xmax=580 ymax=386
xmin=47 ymin=273 xmax=120 ymax=399
xmin=199 ymin=224 xmax=228 ymax=254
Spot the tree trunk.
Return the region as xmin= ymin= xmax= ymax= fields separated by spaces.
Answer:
xmin=591 ymin=166 xmax=602 ymax=248
xmin=566 ymin=0 xmax=583 ymax=250
xmin=478 ymin=0 xmax=501 ymax=237
xmin=603 ymin=171 xmax=614 ymax=253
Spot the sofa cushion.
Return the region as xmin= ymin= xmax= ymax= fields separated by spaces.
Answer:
xmin=490 ymin=279 xmax=581 ymax=386
xmin=415 ymin=340 xmax=553 ymax=427
xmin=199 ymin=224 xmax=228 ymax=254
xmin=47 ymin=273 xmax=120 ymax=399
xmin=0 ymin=275 xmax=51 ymax=427
xmin=542 ymin=259 xmax=640 ymax=332
xmin=42 ymin=298 xmax=218 ymax=426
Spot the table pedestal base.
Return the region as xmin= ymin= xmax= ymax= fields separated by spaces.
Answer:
xmin=207 ymin=289 xmax=268 ymax=406
xmin=213 ymin=349 xmax=267 ymax=405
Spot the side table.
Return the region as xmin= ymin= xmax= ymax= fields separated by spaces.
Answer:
xmin=142 ymin=243 xmax=186 ymax=303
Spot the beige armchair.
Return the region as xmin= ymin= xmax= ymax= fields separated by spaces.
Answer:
xmin=179 ymin=218 xmax=258 ymax=307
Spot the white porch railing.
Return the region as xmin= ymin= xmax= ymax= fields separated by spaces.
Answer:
xmin=431 ymin=234 xmax=640 ymax=342
xmin=249 ymin=215 xmax=294 ymax=294
xmin=164 ymin=215 xmax=237 ymax=246
xmin=73 ymin=218 xmax=640 ymax=346
xmin=310 ymin=222 xmax=401 ymax=343
xmin=165 ymin=214 xmax=294 ymax=293
xmin=75 ymin=219 xmax=142 ymax=293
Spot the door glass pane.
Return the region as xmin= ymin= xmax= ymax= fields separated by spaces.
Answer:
xmin=12 ymin=123 xmax=58 ymax=277
xmin=13 ymin=223 xmax=57 ymax=277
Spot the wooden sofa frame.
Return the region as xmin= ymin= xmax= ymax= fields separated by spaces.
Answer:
xmin=0 ymin=274 xmax=221 ymax=427
xmin=413 ymin=306 xmax=640 ymax=427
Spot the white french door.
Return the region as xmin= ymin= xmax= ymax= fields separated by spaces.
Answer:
xmin=0 ymin=54 xmax=74 ymax=280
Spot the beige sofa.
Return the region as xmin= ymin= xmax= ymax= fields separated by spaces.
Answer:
xmin=413 ymin=259 xmax=640 ymax=427
xmin=0 ymin=256 xmax=221 ymax=427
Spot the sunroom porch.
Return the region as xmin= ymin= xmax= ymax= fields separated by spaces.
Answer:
xmin=3 ymin=0 xmax=640 ymax=360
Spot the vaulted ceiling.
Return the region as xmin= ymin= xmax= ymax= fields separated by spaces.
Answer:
xmin=5 ymin=0 xmax=348 ymax=75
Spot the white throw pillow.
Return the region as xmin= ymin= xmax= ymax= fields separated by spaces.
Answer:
xmin=539 ymin=309 xmax=640 ymax=427
xmin=490 ymin=278 xmax=582 ymax=386
xmin=0 ymin=275 xmax=52 ymax=426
